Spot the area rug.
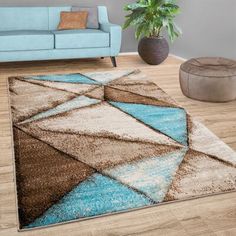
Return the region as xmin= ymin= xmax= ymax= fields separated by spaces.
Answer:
xmin=8 ymin=69 xmax=236 ymax=230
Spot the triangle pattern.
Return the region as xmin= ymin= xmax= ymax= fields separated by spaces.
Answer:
xmin=18 ymin=125 xmax=181 ymax=171
xmin=23 ymin=79 xmax=100 ymax=95
xmin=25 ymin=173 xmax=153 ymax=228
xmin=110 ymin=102 xmax=188 ymax=146
xmin=104 ymin=86 xmax=177 ymax=108
xmin=85 ymin=86 xmax=104 ymax=100
xmin=165 ymin=149 xmax=236 ymax=201
xmin=84 ymin=70 xmax=135 ymax=84
xmin=20 ymin=96 xmax=100 ymax=124
xmin=104 ymin=148 xmax=188 ymax=202
xmin=108 ymin=69 xmax=148 ymax=85
xmin=9 ymin=78 xmax=75 ymax=123
xmin=25 ymin=73 xmax=100 ymax=84
xmin=20 ymin=102 xmax=181 ymax=147
xmin=109 ymin=80 xmax=179 ymax=107
xmin=13 ymin=128 xmax=95 ymax=227
xmin=189 ymin=119 xmax=236 ymax=167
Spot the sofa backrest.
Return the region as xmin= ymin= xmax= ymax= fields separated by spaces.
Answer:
xmin=0 ymin=7 xmax=49 ymax=31
xmin=48 ymin=7 xmax=72 ymax=30
xmin=0 ymin=6 xmax=107 ymax=31
xmin=0 ymin=6 xmax=72 ymax=31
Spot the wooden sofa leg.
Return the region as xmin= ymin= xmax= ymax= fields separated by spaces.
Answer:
xmin=110 ymin=56 xmax=117 ymax=67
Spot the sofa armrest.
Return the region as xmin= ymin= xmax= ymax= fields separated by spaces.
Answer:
xmin=99 ymin=23 xmax=122 ymax=56
xmin=98 ymin=6 xmax=122 ymax=56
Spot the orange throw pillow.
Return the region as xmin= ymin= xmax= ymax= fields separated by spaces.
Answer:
xmin=57 ymin=11 xmax=88 ymax=30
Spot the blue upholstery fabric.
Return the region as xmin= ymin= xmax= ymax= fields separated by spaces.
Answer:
xmin=100 ymin=23 xmax=122 ymax=56
xmin=98 ymin=6 xmax=109 ymax=24
xmin=0 ymin=6 xmax=122 ymax=62
xmin=48 ymin=7 xmax=72 ymax=30
xmin=0 ymin=48 xmax=111 ymax=62
xmin=0 ymin=8 xmax=49 ymax=31
xmin=98 ymin=6 xmax=122 ymax=56
xmin=53 ymin=29 xmax=109 ymax=49
xmin=0 ymin=31 xmax=54 ymax=51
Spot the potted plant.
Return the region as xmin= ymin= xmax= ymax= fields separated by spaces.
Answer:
xmin=123 ymin=0 xmax=181 ymax=65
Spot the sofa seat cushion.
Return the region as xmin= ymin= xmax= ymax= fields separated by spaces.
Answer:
xmin=0 ymin=30 xmax=54 ymax=51
xmin=53 ymin=29 xmax=110 ymax=49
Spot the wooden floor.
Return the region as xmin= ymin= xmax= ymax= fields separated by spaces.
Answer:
xmin=0 ymin=55 xmax=236 ymax=236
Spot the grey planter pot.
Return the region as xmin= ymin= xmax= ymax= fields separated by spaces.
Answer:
xmin=138 ymin=37 xmax=169 ymax=65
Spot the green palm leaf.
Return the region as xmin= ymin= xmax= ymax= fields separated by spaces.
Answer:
xmin=123 ymin=0 xmax=181 ymax=42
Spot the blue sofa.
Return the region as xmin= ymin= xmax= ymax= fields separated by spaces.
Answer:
xmin=0 ymin=6 xmax=122 ymax=66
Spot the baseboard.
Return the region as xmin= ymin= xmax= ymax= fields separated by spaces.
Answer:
xmin=119 ymin=52 xmax=187 ymax=61
xmin=119 ymin=52 xmax=138 ymax=56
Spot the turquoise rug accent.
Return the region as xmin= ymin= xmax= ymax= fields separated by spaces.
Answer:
xmin=110 ymin=102 xmax=188 ymax=146
xmin=104 ymin=148 xmax=188 ymax=202
xmin=26 ymin=73 xmax=100 ymax=84
xmin=26 ymin=173 xmax=153 ymax=228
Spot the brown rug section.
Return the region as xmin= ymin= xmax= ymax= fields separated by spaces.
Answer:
xmin=85 ymin=86 xmax=104 ymax=100
xmin=9 ymin=78 xmax=75 ymax=123
xmin=17 ymin=125 xmax=181 ymax=171
xmin=13 ymin=127 xmax=95 ymax=227
xmin=108 ymin=70 xmax=150 ymax=85
xmin=186 ymin=114 xmax=192 ymax=145
xmin=107 ymin=83 xmax=179 ymax=108
xmin=23 ymin=78 xmax=100 ymax=95
xmin=164 ymin=149 xmax=236 ymax=201
xmin=105 ymin=86 xmax=177 ymax=108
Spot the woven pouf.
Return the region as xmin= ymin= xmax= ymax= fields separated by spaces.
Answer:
xmin=179 ymin=57 xmax=236 ymax=102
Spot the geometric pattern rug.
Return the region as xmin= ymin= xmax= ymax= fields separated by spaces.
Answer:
xmin=8 ymin=69 xmax=236 ymax=230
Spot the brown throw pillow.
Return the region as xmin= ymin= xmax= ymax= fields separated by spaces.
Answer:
xmin=72 ymin=7 xmax=99 ymax=29
xmin=57 ymin=11 xmax=88 ymax=30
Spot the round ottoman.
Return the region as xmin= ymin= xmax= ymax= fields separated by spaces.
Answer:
xmin=179 ymin=57 xmax=236 ymax=102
